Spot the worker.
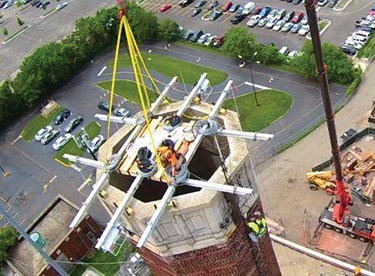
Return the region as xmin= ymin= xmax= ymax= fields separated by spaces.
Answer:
xmin=354 ymin=266 xmax=361 ymax=275
xmin=247 ymin=212 xmax=267 ymax=243
xmin=158 ymin=139 xmax=187 ymax=176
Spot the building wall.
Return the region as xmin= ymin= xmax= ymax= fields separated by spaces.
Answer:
xmin=136 ymin=198 xmax=281 ymax=276
xmin=41 ymin=215 xmax=101 ymax=276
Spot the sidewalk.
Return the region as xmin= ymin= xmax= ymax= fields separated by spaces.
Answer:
xmin=257 ymin=62 xmax=375 ymax=272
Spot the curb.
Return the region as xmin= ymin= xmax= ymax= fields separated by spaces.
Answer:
xmin=333 ymin=0 xmax=353 ymax=11
xmin=54 ymin=157 xmax=71 ymax=168
xmin=306 ymin=19 xmax=331 ymax=40
xmin=2 ymin=25 xmax=30 ymax=45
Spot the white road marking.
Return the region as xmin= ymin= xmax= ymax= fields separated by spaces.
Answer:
xmin=77 ymin=175 xmax=93 ymax=192
xmin=97 ymin=66 xmax=107 ymax=77
xmin=244 ymin=81 xmax=271 ymax=90
xmin=49 ymin=175 xmax=57 ymax=183
xmin=11 ymin=136 xmax=21 ymax=145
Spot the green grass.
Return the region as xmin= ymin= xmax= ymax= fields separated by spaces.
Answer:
xmin=21 ymin=106 xmax=65 ymax=142
xmin=357 ymin=34 xmax=375 ymax=58
xmin=318 ymin=20 xmax=329 ymax=31
xmin=70 ymin=242 xmax=133 ymax=276
xmin=335 ymin=0 xmax=352 ymax=9
xmin=223 ymin=89 xmax=293 ymax=131
xmin=96 ymin=80 xmax=157 ymax=105
xmin=54 ymin=121 xmax=101 ymax=165
xmin=107 ymin=53 xmax=228 ymax=86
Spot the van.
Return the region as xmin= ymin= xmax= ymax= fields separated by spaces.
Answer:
xmin=242 ymin=2 xmax=255 ymax=15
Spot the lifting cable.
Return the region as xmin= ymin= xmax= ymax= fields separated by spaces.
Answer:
xmin=108 ymin=15 xmax=170 ymax=184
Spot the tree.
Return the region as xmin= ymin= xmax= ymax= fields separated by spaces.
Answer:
xmin=293 ymin=41 xmax=355 ymax=85
xmin=126 ymin=4 xmax=158 ymax=42
xmin=223 ymin=27 xmax=256 ymax=60
xmin=255 ymin=44 xmax=285 ymax=65
xmin=158 ymin=18 xmax=182 ymax=43
xmin=0 ymin=81 xmax=22 ymax=129
xmin=2 ymin=28 xmax=8 ymax=35
xmin=0 ymin=227 xmax=18 ymax=262
xmin=17 ymin=17 xmax=24 ymax=26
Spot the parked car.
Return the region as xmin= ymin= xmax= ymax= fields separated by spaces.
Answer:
xmin=231 ymin=14 xmax=246 ymax=24
xmin=52 ymin=133 xmax=72 ymax=150
xmin=339 ymin=45 xmax=357 ymax=56
xmin=328 ymin=0 xmax=338 ymax=8
xmin=236 ymin=5 xmax=244 ymax=14
xmin=275 ymin=9 xmax=286 ymax=20
xmin=41 ymin=129 xmax=59 ymax=145
xmin=298 ymin=25 xmax=310 ymax=35
xmin=273 ymin=20 xmax=286 ymax=31
xmin=179 ymin=0 xmax=193 ymax=7
xmin=242 ymin=1 xmax=255 ymax=15
xmin=190 ymin=30 xmax=204 ymax=42
xmin=195 ymin=0 xmax=207 ymax=8
xmin=301 ymin=15 xmax=308 ymax=25
xmin=291 ymin=23 xmax=302 ymax=33
xmin=114 ymin=107 xmax=131 ymax=117
xmin=183 ymin=30 xmax=195 ymax=40
xmin=160 ymin=4 xmax=172 ymax=12
xmin=204 ymin=35 xmax=217 ymax=45
xmin=266 ymin=17 xmax=279 ymax=28
xmin=251 ymin=7 xmax=263 ymax=15
xmin=191 ymin=8 xmax=202 ymax=17
xmin=318 ymin=0 xmax=328 ymax=6
xmin=283 ymin=11 xmax=295 ymax=22
xmin=54 ymin=108 xmax=71 ymax=125
xmin=279 ymin=46 xmax=289 ymax=55
xmin=292 ymin=0 xmax=302 ymax=4
xmin=213 ymin=36 xmax=224 ymax=47
xmin=98 ymin=101 xmax=112 ymax=112
xmin=247 ymin=15 xmax=262 ymax=27
xmin=210 ymin=10 xmax=223 ymax=21
xmin=258 ymin=17 xmax=269 ymax=27
xmin=291 ymin=12 xmax=303 ymax=23
xmin=259 ymin=6 xmax=272 ymax=17
xmin=35 ymin=126 xmax=53 ymax=141
xmin=89 ymin=135 xmax=106 ymax=153
xmin=41 ymin=1 xmax=50 ymax=8
xmin=197 ymin=33 xmax=211 ymax=44
xmin=281 ymin=22 xmax=294 ymax=32
xmin=287 ymin=50 xmax=299 ymax=58
xmin=229 ymin=3 xmax=240 ymax=12
xmin=56 ymin=1 xmax=68 ymax=10
xmin=208 ymin=0 xmax=218 ymax=10
xmin=64 ymin=116 xmax=83 ymax=133
xmin=221 ymin=1 xmax=233 ymax=12
xmin=267 ymin=9 xmax=278 ymax=19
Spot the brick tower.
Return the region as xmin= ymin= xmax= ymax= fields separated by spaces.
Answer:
xmin=99 ymin=101 xmax=282 ymax=276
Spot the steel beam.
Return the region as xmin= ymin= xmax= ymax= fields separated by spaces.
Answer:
xmin=185 ymin=80 xmax=233 ymax=162
xmin=176 ymin=73 xmax=207 ymax=117
xmin=151 ymin=76 xmax=178 ymax=113
xmin=70 ymin=173 xmax=109 ymax=228
xmin=96 ymin=175 xmax=143 ymax=250
xmin=63 ymin=154 xmax=105 ymax=169
xmin=137 ymin=185 xmax=176 ymax=248
xmin=185 ymin=179 xmax=253 ymax=195
xmin=94 ymin=114 xmax=139 ymax=125
xmin=216 ymin=129 xmax=274 ymax=140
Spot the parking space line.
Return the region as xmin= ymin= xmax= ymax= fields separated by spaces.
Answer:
xmin=244 ymin=81 xmax=271 ymax=90
xmin=0 ymin=195 xmax=12 ymax=211
xmin=181 ymin=7 xmax=195 ymax=17
xmin=97 ymin=66 xmax=107 ymax=77
xmin=174 ymin=8 xmax=188 ymax=16
xmin=2 ymin=212 xmax=18 ymax=227
xmin=11 ymin=136 xmax=22 ymax=145
xmin=222 ymin=13 xmax=235 ymax=23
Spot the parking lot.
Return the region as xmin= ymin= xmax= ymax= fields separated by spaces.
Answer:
xmin=146 ymin=0 xmax=373 ymax=52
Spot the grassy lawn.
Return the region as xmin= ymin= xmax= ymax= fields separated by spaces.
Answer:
xmin=223 ymin=89 xmax=293 ymax=131
xmin=21 ymin=106 xmax=65 ymax=142
xmin=107 ymin=52 xmax=228 ymax=86
xmin=357 ymin=34 xmax=375 ymax=58
xmin=318 ymin=20 xmax=329 ymax=31
xmin=70 ymin=241 xmax=133 ymax=276
xmin=54 ymin=121 xmax=101 ymax=165
xmin=96 ymin=80 xmax=156 ymax=105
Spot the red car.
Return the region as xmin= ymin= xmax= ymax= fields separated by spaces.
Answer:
xmin=291 ymin=12 xmax=304 ymax=23
xmin=160 ymin=4 xmax=172 ymax=12
xmin=221 ymin=1 xmax=233 ymax=12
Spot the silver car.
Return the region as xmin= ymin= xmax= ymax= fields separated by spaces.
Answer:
xmin=41 ymin=129 xmax=59 ymax=145
xmin=114 ymin=108 xmax=131 ymax=117
xmin=35 ymin=126 xmax=53 ymax=141
xmin=89 ymin=135 xmax=106 ymax=153
xmin=52 ymin=133 xmax=72 ymax=150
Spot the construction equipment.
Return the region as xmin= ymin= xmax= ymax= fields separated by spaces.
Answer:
xmin=305 ymin=0 xmax=375 ymax=243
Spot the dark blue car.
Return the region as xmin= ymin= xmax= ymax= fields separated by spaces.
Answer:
xmin=259 ymin=7 xmax=271 ymax=18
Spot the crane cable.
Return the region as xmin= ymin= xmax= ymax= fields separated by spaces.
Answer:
xmin=122 ymin=16 xmax=170 ymax=184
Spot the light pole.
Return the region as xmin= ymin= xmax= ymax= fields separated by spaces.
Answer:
xmin=238 ymin=53 xmax=259 ymax=106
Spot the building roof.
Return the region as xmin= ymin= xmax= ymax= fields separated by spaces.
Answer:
xmin=8 ymin=197 xmax=78 ymax=275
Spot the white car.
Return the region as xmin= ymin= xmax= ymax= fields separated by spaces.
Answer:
xmin=273 ymin=20 xmax=285 ymax=31
xmin=279 ymin=46 xmax=289 ymax=55
xmin=35 ymin=126 xmax=53 ymax=141
xmin=89 ymin=135 xmax=106 ymax=153
xmin=298 ymin=25 xmax=310 ymax=36
xmin=41 ymin=129 xmax=59 ymax=145
xmin=318 ymin=0 xmax=328 ymax=6
xmin=52 ymin=134 xmax=72 ymax=151
xmin=56 ymin=1 xmax=68 ymax=10
xmin=114 ymin=107 xmax=131 ymax=117
xmin=197 ymin=33 xmax=211 ymax=44
xmin=246 ymin=15 xmax=262 ymax=27
xmin=266 ymin=17 xmax=278 ymax=29
xmin=204 ymin=35 xmax=217 ymax=46
xmin=287 ymin=50 xmax=299 ymax=58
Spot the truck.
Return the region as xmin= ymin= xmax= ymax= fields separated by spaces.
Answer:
xmin=242 ymin=2 xmax=255 ymax=15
